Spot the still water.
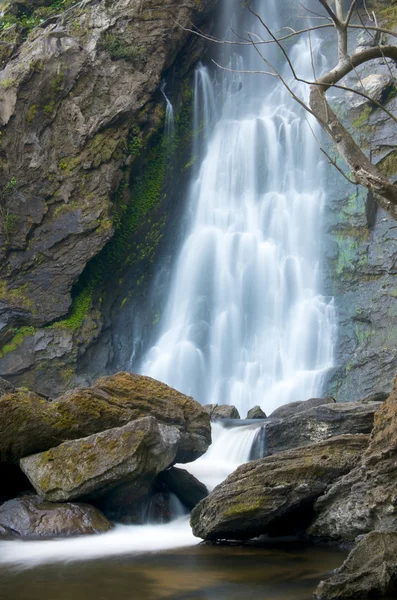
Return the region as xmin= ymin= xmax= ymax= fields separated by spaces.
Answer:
xmin=0 ymin=541 xmax=346 ymax=600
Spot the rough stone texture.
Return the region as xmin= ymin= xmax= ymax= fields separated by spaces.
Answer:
xmin=0 ymin=495 xmax=112 ymax=538
xmin=0 ymin=376 xmax=14 ymax=396
xmin=190 ymin=434 xmax=368 ymax=541
xmin=324 ymin=59 xmax=397 ymax=401
xmin=264 ymin=401 xmax=381 ymax=456
xmin=314 ymin=531 xmax=397 ymax=600
xmin=347 ymin=74 xmax=394 ymax=109
xmin=157 ymin=467 xmax=208 ymax=510
xmin=309 ymin=378 xmax=397 ymax=543
xmin=269 ymin=397 xmax=335 ymax=419
xmin=0 ymin=372 xmax=211 ymax=464
xmin=20 ymin=416 xmax=179 ymax=502
xmin=204 ymin=404 xmax=240 ymax=420
xmin=0 ymin=0 xmax=218 ymax=394
xmin=246 ymin=406 xmax=267 ymax=419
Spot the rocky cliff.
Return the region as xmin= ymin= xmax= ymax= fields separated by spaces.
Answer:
xmin=0 ymin=0 xmax=218 ymax=394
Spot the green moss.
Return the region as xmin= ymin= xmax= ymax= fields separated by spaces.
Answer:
xmin=99 ymin=33 xmax=147 ymax=62
xmin=352 ymin=105 xmax=372 ymax=129
xmin=379 ymin=150 xmax=397 ymax=177
xmin=0 ymin=326 xmax=35 ymax=358
xmin=27 ymin=104 xmax=37 ymax=123
xmin=50 ymin=287 xmax=93 ymax=331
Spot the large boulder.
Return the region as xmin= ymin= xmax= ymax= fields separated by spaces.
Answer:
xmin=0 ymin=372 xmax=211 ymax=463
xmin=190 ymin=434 xmax=368 ymax=541
xmin=314 ymin=531 xmax=397 ymax=599
xmin=309 ymin=378 xmax=397 ymax=542
xmin=0 ymin=495 xmax=112 ymax=539
xmin=265 ymin=401 xmax=381 ymax=456
xmin=157 ymin=467 xmax=208 ymax=510
xmin=204 ymin=404 xmax=240 ymax=419
xmin=20 ymin=416 xmax=180 ymax=502
xmin=269 ymin=397 xmax=335 ymax=419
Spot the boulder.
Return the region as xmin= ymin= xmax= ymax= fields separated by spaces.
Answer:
xmin=190 ymin=434 xmax=368 ymax=541
xmin=0 ymin=495 xmax=112 ymax=539
xmin=20 ymin=416 xmax=180 ymax=502
xmin=157 ymin=467 xmax=208 ymax=510
xmin=314 ymin=531 xmax=397 ymax=599
xmin=265 ymin=401 xmax=381 ymax=456
xmin=309 ymin=378 xmax=397 ymax=543
xmin=269 ymin=397 xmax=335 ymax=419
xmin=0 ymin=372 xmax=211 ymax=464
xmin=347 ymin=74 xmax=394 ymax=109
xmin=246 ymin=406 xmax=267 ymax=419
xmin=204 ymin=404 xmax=240 ymax=419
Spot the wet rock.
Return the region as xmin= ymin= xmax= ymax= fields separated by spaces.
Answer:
xmin=157 ymin=467 xmax=208 ymax=510
xmin=0 ymin=495 xmax=112 ymax=539
xmin=314 ymin=531 xmax=397 ymax=599
xmin=190 ymin=434 xmax=368 ymax=541
xmin=0 ymin=372 xmax=211 ymax=464
xmin=361 ymin=391 xmax=389 ymax=404
xmin=204 ymin=404 xmax=240 ymax=419
xmin=246 ymin=406 xmax=267 ymax=419
xmin=269 ymin=397 xmax=335 ymax=419
xmin=20 ymin=416 xmax=180 ymax=502
xmin=309 ymin=378 xmax=397 ymax=543
xmin=265 ymin=401 xmax=380 ymax=456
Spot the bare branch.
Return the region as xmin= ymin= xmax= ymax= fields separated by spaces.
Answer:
xmin=317 ymin=0 xmax=340 ymax=25
xmin=345 ymin=0 xmax=358 ymax=26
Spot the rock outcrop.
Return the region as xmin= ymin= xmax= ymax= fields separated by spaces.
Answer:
xmin=314 ymin=531 xmax=397 ymax=600
xmin=269 ymin=397 xmax=335 ymax=419
xmin=0 ymin=0 xmax=218 ymax=394
xmin=0 ymin=372 xmax=211 ymax=464
xmin=309 ymin=377 xmax=397 ymax=543
xmin=204 ymin=404 xmax=240 ymax=420
xmin=190 ymin=434 xmax=368 ymax=541
xmin=20 ymin=416 xmax=179 ymax=502
xmin=0 ymin=495 xmax=112 ymax=538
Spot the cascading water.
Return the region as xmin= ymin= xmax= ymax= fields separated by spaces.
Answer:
xmin=139 ymin=0 xmax=336 ymax=417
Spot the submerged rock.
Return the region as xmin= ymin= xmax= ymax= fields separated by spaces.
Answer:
xmin=0 ymin=372 xmax=211 ymax=463
xmin=0 ymin=495 xmax=112 ymax=538
xmin=246 ymin=406 xmax=267 ymax=419
xmin=265 ymin=401 xmax=381 ymax=456
xmin=157 ymin=467 xmax=208 ymax=510
xmin=204 ymin=404 xmax=240 ymax=419
xmin=20 ymin=416 xmax=180 ymax=502
xmin=309 ymin=379 xmax=397 ymax=542
xmin=314 ymin=531 xmax=397 ymax=599
xmin=269 ymin=397 xmax=335 ymax=419
xmin=190 ymin=434 xmax=368 ymax=541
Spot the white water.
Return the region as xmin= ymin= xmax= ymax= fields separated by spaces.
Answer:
xmin=160 ymin=80 xmax=175 ymax=139
xmin=139 ymin=1 xmax=336 ymax=417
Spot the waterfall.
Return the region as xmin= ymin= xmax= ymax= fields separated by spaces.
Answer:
xmin=139 ymin=0 xmax=336 ymax=416
xmin=160 ymin=80 xmax=175 ymax=140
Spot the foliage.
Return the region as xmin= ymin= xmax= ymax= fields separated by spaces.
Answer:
xmin=99 ymin=33 xmax=147 ymax=62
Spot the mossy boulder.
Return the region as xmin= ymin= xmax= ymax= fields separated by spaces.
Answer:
xmin=190 ymin=434 xmax=369 ymax=541
xmin=0 ymin=495 xmax=112 ymax=539
xmin=314 ymin=531 xmax=397 ymax=600
xmin=20 ymin=416 xmax=179 ymax=502
xmin=0 ymin=372 xmax=211 ymax=464
xmin=204 ymin=404 xmax=240 ymax=420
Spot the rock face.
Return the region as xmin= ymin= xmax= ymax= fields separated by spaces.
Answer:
xmin=269 ymin=397 xmax=335 ymax=419
xmin=21 ymin=416 xmax=179 ymax=502
xmin=0 ymin=372 xmax=211 ymax=463
xmin=314 ymin=531 xmax=397 ymax=600
xmin=157 ymin=467 xmax=208 ymax=510
xmin=190 ymin=434 xmax=368 ymax=541
xmin=309 ymin=378 xmax=397 ymax=543
xmin=0 ymin=0 xmax=218 ymax=394
xmin=204 ymin=404 xmax=240 ymax=419
xmin=0 ymin=495 xmax=112 ymax=538
xmin=264 ymin=401 xmax=380 ymax=456
xmin=0 ymin=377 xmax=14 ymax=396
xmin=246 ymin=406 xmax=267 ymax=419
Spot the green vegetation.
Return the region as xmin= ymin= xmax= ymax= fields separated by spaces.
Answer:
xmin=99 ymin=33 xmax=147 ymax=62
xmin=0 ymin=0 xmax=77 ymax=35
xmin=0 ymin=326 xmax=35 ymax=358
